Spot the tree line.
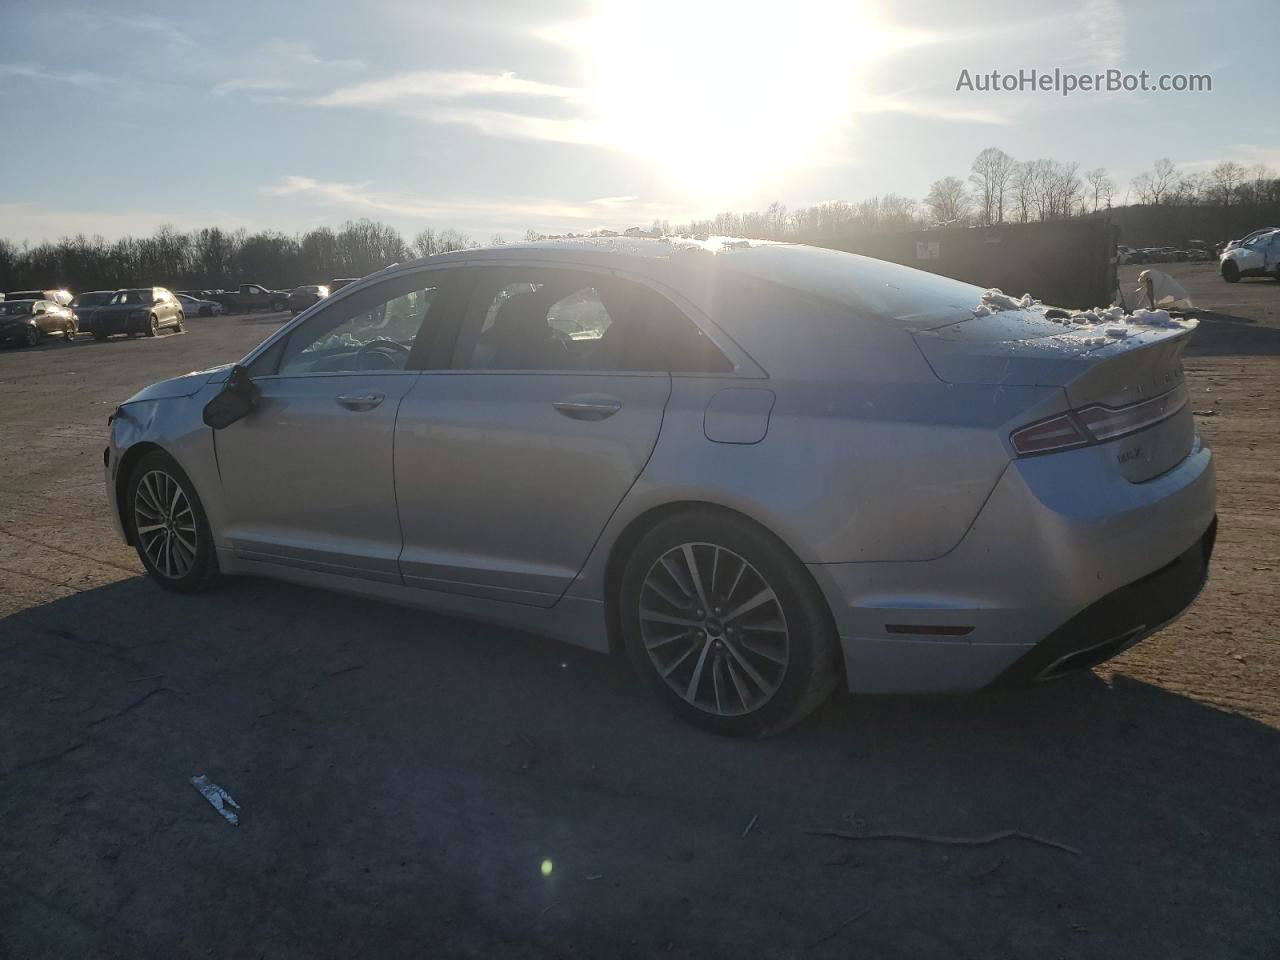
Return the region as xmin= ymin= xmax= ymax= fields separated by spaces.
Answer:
xmin=0 ymin=220 xmax=479 ymax=294
xmin=5 ymin=151 xmax=1280 ymax=293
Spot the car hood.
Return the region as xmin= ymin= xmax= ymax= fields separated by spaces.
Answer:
xmin=121 ymin=363 xmax=234 ymax=404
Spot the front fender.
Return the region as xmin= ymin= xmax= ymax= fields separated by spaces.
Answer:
xmin=106 ymin=386 xmax=225 ymax=545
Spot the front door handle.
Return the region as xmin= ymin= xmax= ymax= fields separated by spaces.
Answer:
xmin=553 ymin=399 xmax=622 ymax=421
xmin=336 ymin=392 xmax=385 ymax=411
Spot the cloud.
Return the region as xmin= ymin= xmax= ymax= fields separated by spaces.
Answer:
xmin=0 ymin=63 xmax=104 ymax=87
xmin=311 ymin=70 xmax=568 ymax=107
xmin=262 ymin=176 xmax=687 ymax=236
xmin=862 ymin=95 xmax=1018 ymax=126
xmin=210 ymin=41 xmax=365 ymax=99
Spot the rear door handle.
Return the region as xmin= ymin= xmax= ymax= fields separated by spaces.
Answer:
xmin=554 ymin=399 xmax=622 ymax=421
xmin=336 ymin=392 xmax=385 ymax=411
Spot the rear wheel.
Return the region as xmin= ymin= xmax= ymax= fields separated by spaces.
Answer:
xmin=63 ymin=320 xmax=76 ymax=342
xmin=174 ymin=312 xmax=184 ymax=333
xmin=271 ymin=299 xmax=286 ymax=312
xmin=146 ymin=314 xmax=159 ymax=337
xmin=1222 ymin=260 xmax=1240 ymax=283
xmin=126 ymin=450 xmax=220 ymax=593
xmin=619 ymin=509 xmax=841 ymax=737
xmin=23 ymin=326 xmax=38 ymax=347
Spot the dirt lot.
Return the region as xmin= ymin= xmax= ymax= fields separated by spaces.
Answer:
xmin=1 ymin=282 xmax=1278 ymax=959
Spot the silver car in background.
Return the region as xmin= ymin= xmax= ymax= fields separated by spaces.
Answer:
xmin=104 ymin=238 xmax=1216 ymax=735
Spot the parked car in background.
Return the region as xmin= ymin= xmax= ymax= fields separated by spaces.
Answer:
xmin=0 ymin=298 xmax=77 ymax=346
xmin=1220 ymin=229 xmax=1280 ymax=282
xmin=103 ymin=238 xmax=1216 ymax=735
xmin=1116 ymin=246 xmax=1145 ymax=265
xmin=91 ymin=287 xmax=185 ymax=340
xmin=1186 ymin=242 xmax=1213 ymax=261
xmin=287 ymin=284 xmax=329 ymax=314
xmin=6 ymin=288 xmax=73 ymax=307
xmin=328 ymin=278 xmax=360 ymax=293
xmin=70 ymin=291 xmax=117 ymax=333
xmin=207 ymin=283 xmax=289 ymax=314
xmin=177 ymin=293 xmax=225 ymax=317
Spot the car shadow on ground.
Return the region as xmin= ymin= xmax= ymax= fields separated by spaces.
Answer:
xmin=2 ymin=574 xmax=1277 ymax=958
xmin=1185 ymin=310 xmax=1280 ymax=357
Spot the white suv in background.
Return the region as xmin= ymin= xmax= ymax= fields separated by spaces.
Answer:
xmin=1220 ymin=229 xmax=1280 ymax=282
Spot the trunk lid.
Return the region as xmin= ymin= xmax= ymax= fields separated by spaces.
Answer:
xmin=914 ymin=311 xmax=1197 ymax=482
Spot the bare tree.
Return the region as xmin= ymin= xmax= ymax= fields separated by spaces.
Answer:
xmin=1086 ymin=167 xmax=1116 ymax=212
xmin=969 ymin=148 xmax=1016 ymax=224
xmin=1209 ymin=160 xmax=1247 ymax=207
xmin=924 ymin=176 xmax=971 ymax=224
xmin=1132 ymin=158 xmax=1179 ymax=205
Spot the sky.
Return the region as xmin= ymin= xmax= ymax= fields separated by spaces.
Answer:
xmin=0 ymin=0 xmax=1273 ymax=244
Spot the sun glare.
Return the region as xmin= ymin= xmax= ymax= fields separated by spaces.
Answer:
xmin=567 ymin=0 xmax=906 ymax=199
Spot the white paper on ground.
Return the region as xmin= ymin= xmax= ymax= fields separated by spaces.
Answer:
xmin=190 ymin=774 xmax=240 ymax=826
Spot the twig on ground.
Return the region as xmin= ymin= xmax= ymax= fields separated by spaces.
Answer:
xmin=741 ymin=814 xmax=759 ymax=839
xmin=123 ymin=674 xmax=162 ymax=683
xmin=808 ymin=908 xmax=870 ymax=948
xmin=539 ymin=901 xmax=559 ymax=916
xmin=972 ymin=857 xmax=1006 ymax=881
xmin=806 ymin=828 xmax=1080 ymax=856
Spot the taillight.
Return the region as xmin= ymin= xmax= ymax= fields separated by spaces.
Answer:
xmin=1011 ymin=383 xmax=1187 ymax=457
xmin=1010 ymin=413 xmax=1090 ymax=456
xmin=1076 ymin=384 xmax=1187 ymax=442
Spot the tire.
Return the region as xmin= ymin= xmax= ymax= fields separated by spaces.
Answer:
xmin=146 ymin=314 xmax=160 ymax=337
xmin=24 ymin=326 xmax=39 ymax=347
xmin=125 ymin=450 xmax=220 ymax=593
xmin=271 ymin=300 xmax=286 ymax=313
xmin=618 ymin=509 xmax=841 ymax=737
xmin=63 ymin=321 xmax=76 ymax=342
xmin=1222 ymin=260 xmax=1240 ymax=283
xmin=174 ymin=313 xmax=184 ymax=333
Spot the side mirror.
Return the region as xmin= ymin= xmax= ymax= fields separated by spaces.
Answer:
xmin=202 ymin=364 xmax=261 ymax=430
xmin=34 ymin=305 xmax=46 ymax=315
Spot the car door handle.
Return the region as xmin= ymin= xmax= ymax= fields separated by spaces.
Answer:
xmin=336 ymin=392 xmax=385 ymax=411
xmin=553 ymin=399 xmax=622 ymax=421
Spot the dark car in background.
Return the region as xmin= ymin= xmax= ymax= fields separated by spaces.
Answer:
xmin=6 ymin=288 xmax=73 ymax=307
xmin=207 ymin=283 xmax=289 ymax=314
xmin=91 ymin=287 xmax=184 ymax=340
xmin=287 ymin=283 xmax=329 ymax=314
xmin=70 ymin=291 xmax=117 ymax=334
xmin=0 ymin=299 xmax=77 ymax=346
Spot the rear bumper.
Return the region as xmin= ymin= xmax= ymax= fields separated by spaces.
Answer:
xmin=811 ymin=437 xmax=1216 ymax=694
xmin=990 ymin=515 xmax=1215 ymax=685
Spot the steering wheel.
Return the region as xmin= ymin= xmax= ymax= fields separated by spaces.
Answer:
xmin=355 ymin=338 xmax=411 ymax=370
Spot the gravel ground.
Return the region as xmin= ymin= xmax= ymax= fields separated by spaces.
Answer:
xmin=1 ymin=292 xmax=1278 ymax=959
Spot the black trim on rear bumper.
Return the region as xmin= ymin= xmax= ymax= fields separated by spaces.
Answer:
xmin=991 ymin=516 xmax=1217 ymax=686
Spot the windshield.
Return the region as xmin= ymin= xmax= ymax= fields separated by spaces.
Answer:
xmin=71 ymin=292 xmax=112 ymax=307
xmin=110 ymin=290 xmax=153 ymax=305
xmin=0 ymin=301 xmax=34 ymax=316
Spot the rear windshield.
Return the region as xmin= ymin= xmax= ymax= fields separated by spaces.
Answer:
xmin=717 ymin=244 xmax=985 ymax=328
xmin=111 ymin=290 xmax=154 ymax=305
xmin=72 ymin=292 xmax=112 ymax=307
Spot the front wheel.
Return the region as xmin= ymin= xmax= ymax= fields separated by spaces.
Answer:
xmin=1222 ymin=260 xmax=1240 ymax=283
xmin=63 ymin=321 xmax=76 ymax=342
xmin=271 ymin=300 xmax=286 ymax=312
xmin=24 ymin=326 xmax=39 ymax=347
xmin=126 ymin=450 xmax=220 ymax=592
xmin=174 ymin=312 xmax=184 ymax=333
xmin=146 ymin=314 xmax=160 ymax=337
xmin=619 ymin=509 xmax=841 ymax=737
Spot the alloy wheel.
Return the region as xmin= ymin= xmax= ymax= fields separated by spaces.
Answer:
xmin=134 ymin=469 xmax=198 ymax=580
xmin=638 ymin=542 xmax=790 ymax=716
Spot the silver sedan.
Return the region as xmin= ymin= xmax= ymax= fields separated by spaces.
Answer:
xmin=104 ymin=238 xmax=1216 ymax=735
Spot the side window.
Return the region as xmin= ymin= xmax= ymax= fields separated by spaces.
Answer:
xmin=277 ymin=276 xmax=441 ymax=376
xmin=455 ymin=269 xmax=733 ymax=373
